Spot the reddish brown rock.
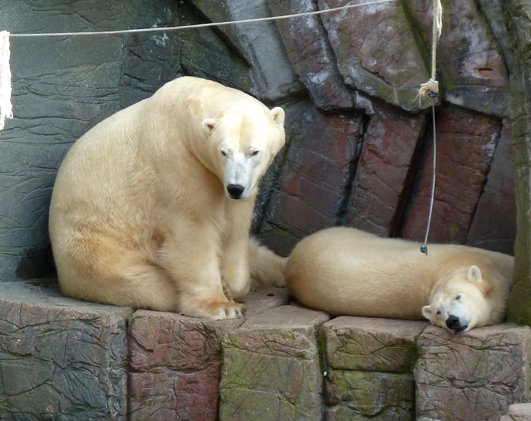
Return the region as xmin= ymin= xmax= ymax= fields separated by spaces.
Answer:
xmin=0 ymin=281 xmax=132 ymax=420
xmin=267 ymin=0 xmax=354 ymax=111
xmin=400 ymin=104 xmax=502 ymax=243
xmin=128 ymin=288 xmax=289 ymax=420
xmin=128 ymin=312 xmax=237 ymax=420
xmin=415 ymin=324 xmax=531 ymax=421
xmin=348 ymin=103 xmax=427 ymax=236
xmin=409 ymin=0 xmax=510 ymax=117
xmin=319 ymin=0 xmax=430 ymax=112
xmin=259 ymin=102 xmax=363 ymax=255
xmin=467 ymin=122 xmax=516 ymax=255
xmin=219 ymin=305 xmax=330 ymax=420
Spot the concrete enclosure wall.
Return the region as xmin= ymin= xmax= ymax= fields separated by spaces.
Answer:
xmin=0 ymin=0 xmax=517 ymax=282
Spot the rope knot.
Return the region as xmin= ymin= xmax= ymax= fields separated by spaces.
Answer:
xmin=416 ymin=78 xmax=439 ymax=105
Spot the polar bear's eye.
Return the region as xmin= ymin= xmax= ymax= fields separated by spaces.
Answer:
xmin=436 ymin=310 xmax=441 ymax=316
xmin=221 ymin=150 xmax=228 ymax=157
xmin=455 ymin=294 xmax=462 ymax=300
xmin=250 ymin=150 xmax=260 ymax=157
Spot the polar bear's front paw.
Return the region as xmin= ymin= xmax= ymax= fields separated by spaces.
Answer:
xmin=210 ymin=301 xmax=246 ymax=320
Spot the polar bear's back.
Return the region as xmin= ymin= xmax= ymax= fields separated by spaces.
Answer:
xmin=286 ymin=227 xmax=431 ymax=318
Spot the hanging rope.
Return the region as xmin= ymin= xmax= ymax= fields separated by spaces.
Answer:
xmin=417 ymin=0 xmax=443 ymax=102
xmin=0 ymin=31 xmax=12 ymax=131
xmin=419 ymin=0 xmax=443 ymax=255
xmin=420 ymin=106 xmax=437 ymax=255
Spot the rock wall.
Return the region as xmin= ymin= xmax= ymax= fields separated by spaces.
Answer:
xmin=1 ymin=282 xmax=530 ymax=420
xmin=501 ymin=0 xmax=531 ymax=327
xmin=0 ymin=0 xmax=518 ymax=282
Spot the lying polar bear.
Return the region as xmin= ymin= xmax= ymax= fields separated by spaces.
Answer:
xmin=49 ymin=77 xmax=286 ymax=320
xmin=285 ymin=227 xmax=513 ymax=333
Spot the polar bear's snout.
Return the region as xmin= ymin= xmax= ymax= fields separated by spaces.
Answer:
xmin=446 ymin=315 xmax=469 ymax=333
xmin=223 ymin=152 xmax=255 ymax=200
xmin=227 ymin=184 xmax=245 ymax=199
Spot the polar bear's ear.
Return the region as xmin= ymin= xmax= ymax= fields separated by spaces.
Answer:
xmin=202 ymin=118 xmax=216 ymax=136
xmin=270 ymin=107 xmax=285 ymax=126
xmin=467 ymin=265 xmax=483 ymax=283
xmin=422 ymin=305 xmax=433 ymax=320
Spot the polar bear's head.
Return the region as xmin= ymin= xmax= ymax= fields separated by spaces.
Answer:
xmin=421 ymin=265 xmax=505 ymax=334
xmin=202 ymin=107 xmax=285 ymax=200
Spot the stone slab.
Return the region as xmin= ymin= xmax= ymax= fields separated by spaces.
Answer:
xmin=0 ymin=281 xmax=133 ymax=420
xmin=415 ymin=324 xmax=531 ymax=421
xmin=400 ymin=104 xmax=502 ymax=243
xmin=259 ymin=101 xmax=363 ymax=256
xmin=467 ymin=121 xmax=516 ymax=255
xmin=326 ymin=370 xmax=415 ymax=420
xmin=188 ymin=0 xmax=302 ymax=102
xmin=128 ymin=288 xmax=288 ymax=420
xmin=324 ymin=316 xmax=428 ymax=373
xmin=219 ymin=305 xmax=330 ymax=420
xmin=267 ymin=0 xmax=354 ymax=111
xmin=348 ymin=102 xmax=426 ymax=236
xmin=409 ymin=0 xmax=510 ymax=117
xmin=319 ymin=0 xmax=431 ymax=112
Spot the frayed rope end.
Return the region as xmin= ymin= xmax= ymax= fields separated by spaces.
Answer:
xmin=0 ymin=30 xmax=13 ymax=132
xmin=415 ymin=78 xmax=439 ymax=106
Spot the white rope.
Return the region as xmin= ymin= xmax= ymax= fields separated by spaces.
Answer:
xmin=8 ymin=0 xmax=397 ymax=38
xmin=0 ymin=31 xmax=12 ymax=131
xmin=419 ymin=0 xmax=442 ymax=255
xmin=0 ymin=0 xmax=397 ymax=132
xmin=420 ymin=105 xmax=437 ymax=255
xmin=416 ymin=0 xmax=442 ymax=103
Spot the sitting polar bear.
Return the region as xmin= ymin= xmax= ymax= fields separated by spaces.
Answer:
xmin=49 ymin=76 xmax=286 ymax=320
xmin=285 ymin=227 xmax=514 ymax=333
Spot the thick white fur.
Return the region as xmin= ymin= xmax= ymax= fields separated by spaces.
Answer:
xmin=49 ymin=76 xmax=286 ymax=320
xmin=286 ymin=227 xmax=513 ymax=333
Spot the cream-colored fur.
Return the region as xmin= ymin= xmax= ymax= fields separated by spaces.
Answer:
xmin=286 ymin=227 xmax=513 ymax=333
xmin=49 ymin=76 xmax=286 ymax=320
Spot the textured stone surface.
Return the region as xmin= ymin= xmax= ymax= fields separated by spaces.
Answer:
xmin=409 ymin=0 xmax=510 ymax=117
xmin=348 ymin=103 xmax=426 ymax=236
xmin=128 ymin=288 xmax=289 ymax=420
xmin=259 ymin=101 xmax=363 ymax=256
xmin=415 ymin=324 xmax=531 ymax=421
xmin=219 ymin=305 xmax=330 ymax=420
xmin=324 ymin=316 xmax=427 ymax=373
xmin=0 ymin=281 xmax=132 ymax=420
xmin=467 ymin=122 xmax=516 ymax=255
xmin=319 ymin=0 xmax=430 ymax=112
xmin=503 ymin=0 xmax=531 ymax=327
xmin=267 ymin=0 xmax=354 ymax=111
xmin=326 ymin=371 xmax=415 ymax=420
xmin=128 ymin=312 xmax=239 ymax=420
xmin=188 ymin=0 xmax=302 ymax=102
xmin=323 ymin=317 xmax=425 ymax=420
xmin=400 ymin=104 xmax=502 ymax=243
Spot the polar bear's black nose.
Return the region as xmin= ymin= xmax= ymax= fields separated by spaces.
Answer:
xmin=227 ymin=184 xmax=245 ymax=199
xmin=446 ymin=315 xmax=461 ymax=330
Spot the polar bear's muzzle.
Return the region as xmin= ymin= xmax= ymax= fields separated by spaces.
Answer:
xmin=224 ymin=153 xmax=255 ymax=200
xmin=227 ymin=184 xmax=245 ymax=199
xmin=446 ymin=315 xmax=469 ymax=333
